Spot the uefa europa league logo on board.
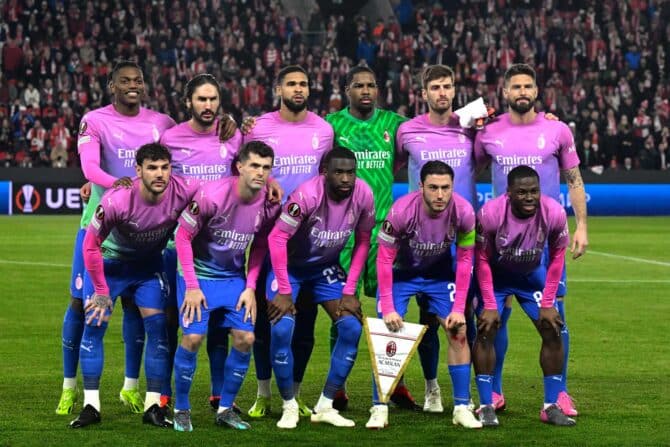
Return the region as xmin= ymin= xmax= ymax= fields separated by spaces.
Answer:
xmin=22 ymin=184 xmax=35 ymax=213
xmin=15 ymin=184 xmax=41 ymax=213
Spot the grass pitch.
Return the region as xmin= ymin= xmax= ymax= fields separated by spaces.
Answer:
xmin=0 ymin=216 xmax=668 ymax=446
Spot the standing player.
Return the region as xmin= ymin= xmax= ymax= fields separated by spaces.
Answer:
xmin=245 ymin=65 xmax=334 ymax=418
xmin=366 ymin=161 xmax=481 ymax=430
xmin=57 ymin=61 xmax=176 ymax=416
xmin=472 ymin=165 xmax=576 ymax=427
xmin=325 ymin=66 xmax=420 ymax=411
xmin=395 ymin=65 xmax=477 ymax=412
xmin=170 ymin=141 xmax=280 ymax=432
xmin=266 ymin=147 xmax=375 ymax=429
xmin=474 ymin=64 xmax=587 ymax=416
xmin=69 ymin=143 xmax=199 ymax=428
xmin=159 ymin=73 xmax=243 ymax=410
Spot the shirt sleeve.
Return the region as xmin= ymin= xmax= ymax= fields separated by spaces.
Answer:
xmin=273 ymin=187 xmax=311 ymax=238
xmin=78 ymin=118 xmax=117 ymax=188
xmin=557 ymin=122 xmax=580 ymax=171
xmin=177 ymin=185 xmax=212 ymax=238
xmin=377 ymin=205 xmax=403 ymax=249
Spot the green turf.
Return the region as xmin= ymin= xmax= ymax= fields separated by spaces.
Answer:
xmin=0 ymin=216 xmax=668 ymax=446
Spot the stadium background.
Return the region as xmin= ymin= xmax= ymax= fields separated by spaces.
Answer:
xmin=0 ymin=0 xmax=669 ymax=445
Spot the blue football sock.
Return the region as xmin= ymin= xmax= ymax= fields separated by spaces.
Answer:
xmin=544 ymin=374 xmax=563 ymax=403
xmin=62 ymin=304 xmax=84 ymax=379
xmin=323 ymin=316 xmax=361 ymax=399
xmin=418 ymin=321 xmax=439 ymax=381
xmin=292 ymin=304 xmax=317 ymax=384
xmin=122 ymin=304 xmax=145 ymax=380
xmin=207 ymin=320 xmax=229 ymax=397
xmin=173 ymin=345 xmax=197 ymax=411
xmin=556 ymin=300 xmax=570 ymax=389
xmin=160 ymin=315 xmax=179 ymax=397
xmin=270 ymin=315 xmax=295 ymax=400
xmin=143 ymin=313 xmax=168 ymax=393
xmin=80 ymin=322 xmax=108 ymax=385
xmin=475 ymin=374 xmax=494 ymax=406
xmin=253 ymin=307 xmax=272 ymax=381
xmin=448 ymin=364 xmax=472 ymax=406
xmin=219 ymin=347 xmax=251 ymax=408
xmin=493 ymin=306 xmax=512 ymax=394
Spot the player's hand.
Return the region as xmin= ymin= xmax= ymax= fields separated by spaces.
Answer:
xmin=538 ymin=307 xmax=563 ymax=336
xmin=267 ymin=179 xmax=283 ymax=204
xmin=267 ymin=293 xmax=295 ymax=324
xmin=545 ymin=112 xmax=560 ymax=121
xmin=383 ymin=311 xmax=404 ymax=332
xmin=570 ymin=225 xmax=588 ymax=259
xmin=241 ymin=116 xmax=257 ymax=135
xmin=85 ymin=293 xmax=113 ymax=326
xmin=217 ymin=113 xmax=237 ymax=141
xmin=477 ymin=309 xmax=500 ymax=334
xmin=180 ymin=288 xmax=208 ymax=328
xmin=445 ymin=311 xmax=465 ymax=331
xmin=337 ymin=294 xmax=363 ymax=322
xmin=113 ymin=176 xmax=133 ymax=188
xmin=80 ymin=182 xmax=92 ymax=204
xmin=236 ymin=287 xmax=257 ymax=324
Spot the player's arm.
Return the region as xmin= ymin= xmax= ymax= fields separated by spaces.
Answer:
xmin=377 ymin=211 xmax=403 ymax=331
xmin=175 ymin=192 xmax=210 ymax=326
xmin=447 ymin=227 xmax=475 ymax=330
xmin=266 ymin=197 xmax=306 ymax=323
xmin=539 ymin=210 xmax=570 ymax=334
xmin=82 ymin=205 xmax=114 ymax=326
xmin=78 ymin=121 xmax=130 ymax=188
xmin=562 ymin=165 xmax=588 ymax=259
xmin=474 ymin=218 xmax=500 ymax=333
xmin=340 ymin=204 xmax=374 ymax=322
xmin=267 ymin=225 xmax=296 ymax=323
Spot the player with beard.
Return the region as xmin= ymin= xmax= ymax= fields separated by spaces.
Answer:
xmin=57 ymin=61 xmax=176 ymax=416
xmin=325 ymin=66 xmax=421 ymax=411
xmin=244 ymin=65 xmax=334 ymax=419
xmin=159 ymin=74 xmax=243 ymax=411
xmin=474 ymin=64 xmax=586 ymax=417
xmin=366 ymin=161 xmax=481 ymax=430
xmin=265 ymin=147 xmax=375 ymax=429
xmin=395 ymin=65 xmax=478 ymax=413
xmin=70 ymin=143 xmax=200 ymax=428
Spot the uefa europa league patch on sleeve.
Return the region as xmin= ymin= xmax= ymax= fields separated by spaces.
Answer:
xmin=287 ymin=202 xmax=301 ymax=217
xmin=79 ymin=121 xmax=88 ymax=135
xmin=382 ymin=220 xmax=393 ymax=234
xmin=188 ymin=200 xmax=200 ymax=215
xmin=95 ymin=204 xmax=105 ymax=220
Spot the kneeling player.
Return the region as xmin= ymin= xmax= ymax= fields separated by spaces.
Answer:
xmin=171 ymin=141 xmax=279 ymax=432
xmin=266 ymin=146 xmax=375 ymax=429
xmin=472 ymin=165 xmax=575 ymax=427
xmin=366 ymin=160 xmax=481 ymax=430
xmin=70 ymin=144 xmax=199 ymax=428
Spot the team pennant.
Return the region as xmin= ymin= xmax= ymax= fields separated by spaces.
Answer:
xmin=364 ymin=317 xmax=427 ymax=403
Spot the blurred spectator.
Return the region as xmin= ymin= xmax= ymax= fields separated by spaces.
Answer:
xmin=0 ymin=0 xmax=668 ymax=170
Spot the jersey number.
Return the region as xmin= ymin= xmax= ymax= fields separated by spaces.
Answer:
xmin=322 ymin=266 xmax=346 ymax=284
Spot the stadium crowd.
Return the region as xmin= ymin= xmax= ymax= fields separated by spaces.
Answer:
xmin=1 ymin=0 xmax=669 ymax=170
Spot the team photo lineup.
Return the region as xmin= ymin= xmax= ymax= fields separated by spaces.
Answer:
xmin=53 ymin=56 xmax=591 ymax=433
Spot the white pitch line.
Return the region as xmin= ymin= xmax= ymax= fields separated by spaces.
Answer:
xmin=0 ymin=259 xmax=70 ymax=268
xmin=570 ymin=279 xmax=670 ymax=284
xmin=588 ymin=250 xmax=670 ymax=267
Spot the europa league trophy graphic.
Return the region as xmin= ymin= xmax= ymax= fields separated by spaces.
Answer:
xmin=21 ymin=184 xmax=34 ymax=213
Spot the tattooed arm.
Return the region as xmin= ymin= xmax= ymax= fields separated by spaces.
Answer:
xmin=562 ymin=166 xmax=588 ymax=259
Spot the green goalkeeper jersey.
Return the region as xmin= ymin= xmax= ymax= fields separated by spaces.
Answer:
xmin=326 ymin=107 xmax=407 ymax=222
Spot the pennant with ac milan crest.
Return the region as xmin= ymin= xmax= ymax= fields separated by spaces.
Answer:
xmin=364 ymin=317 xmax=427 ymax=403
